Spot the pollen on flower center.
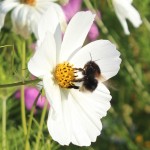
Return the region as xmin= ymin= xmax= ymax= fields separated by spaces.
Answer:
xmin=21 ymin=0 xmax=36 ymax=5
xmin=54 ymin=62 xmax=76 ymax=88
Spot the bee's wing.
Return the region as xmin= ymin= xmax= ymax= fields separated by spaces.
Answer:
xmin=79 ymin=86 xmax=92 ymax=93
xmin=98 ymin=75 xmax=118 ymax=91
xmin=97 ymin=74 xmax=106 ymax=82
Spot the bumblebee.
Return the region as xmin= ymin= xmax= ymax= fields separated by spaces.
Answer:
xmin=74 ymin=61 xmax=101 ymax=92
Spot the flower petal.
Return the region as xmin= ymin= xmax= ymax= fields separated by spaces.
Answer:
xmin=0 ymin=0 xmax=19 ymax=30
xmin=43 ymin=74 xmax=62 ymax=119
xmin=112 ymin=0 xmax=142 ymax=35
xmin=33 ymin=1 xmax=66 ymax=35
xmin=125 ymin=4 xmax=142 ymax=28
xmin=11 ymin=4 xmax=32 ymax=38
xmin=69 ymin=40 xmax=121 ymax=81
xmin=36 ymin=6 xmax=60 ymax=41
xmin=126 ymin=0 xmax=133 ymax=3
xmin=59 ymin=11 xmax=95 ymax=62
xmin=47 ymin=82 xmax=111 ymax=146
xmin=28 ymin=32 xmax=56 ymax=78
xmin=47 ymin=90 xmax=72 ymax=145
xmin=0 ymin=0 xmax=19 ymax=13
xmin=36 ymin=6 xmax=62 ymax=61
xmin=28 ymin=8 xmax=41 ymax=39
xmin=50 ymin=3 xmax=67 ymax=32
xmin=114 ymin=12 xmax=130 ymax=35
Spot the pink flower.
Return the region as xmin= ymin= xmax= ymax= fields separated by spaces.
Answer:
xmin=15 ymin=87 xmax=49 ymax=112
xmin=88 ymin=23 xmax=100 ymax=41
xmin=62 ymin=0 xmax=99 ymax=41
xmin=62 ymin=0 xmax=82 ymax=22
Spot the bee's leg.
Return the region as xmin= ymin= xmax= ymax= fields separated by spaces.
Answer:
xmin=68 ymin=85 xmax=79 ymax=89
xmin=73 ymin=78 xmax=84 ymax=82
xmin=74 ymin=68 xmax=84 ymax=72
xmin=74 ymin=68 xmax=86 ymax=75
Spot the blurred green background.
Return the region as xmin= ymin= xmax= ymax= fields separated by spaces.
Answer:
xmin=0 ymin=0 xmax=150 ymax=149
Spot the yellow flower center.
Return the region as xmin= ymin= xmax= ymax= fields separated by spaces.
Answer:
xmin=54 ymin=62 xmax=76 ymax=88
xmin=21 ymin=0 xmax=36 ymax=5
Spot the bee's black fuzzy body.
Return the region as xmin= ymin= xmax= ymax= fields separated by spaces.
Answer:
xmin=81 ymin=61 xmax=101 ymax=92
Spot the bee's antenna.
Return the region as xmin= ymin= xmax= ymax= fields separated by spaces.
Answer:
xmin=89 ymin=52 xmax=92 ymax=60
xmin=94 ymin=57 xmax=105 ymax=62
xmin=89 ymin=53 xmax=104 ymax=62
xmin=94 ymin=58 xmax=101 ymax=62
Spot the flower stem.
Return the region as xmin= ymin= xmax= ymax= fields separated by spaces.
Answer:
xmin=0 ymin=45 xmax=14 ymax=48
xmin=20 ymin=40 xmax=28 ymax=144
xmin=2 ymin=98 xmax=7 ymax=150
xmin=143 ymin=17 xmax=150 ymax=32
xmin=25 ymin=91 xmax=42 ymax=150
xmin=0 ymin=79 xmax=41 ymax=89
xmin=34 ymin=101 xmax=48 ymax=150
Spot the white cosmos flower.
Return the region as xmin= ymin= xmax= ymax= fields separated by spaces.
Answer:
xmin=28 ymin=10 xmax=121 ymax=146
xmin=0 ymin=0 xmax=66 ymax=38
xmin=112 ymin=0 xmax=142 ymax=35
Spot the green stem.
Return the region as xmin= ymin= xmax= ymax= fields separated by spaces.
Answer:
xmin=25 ymin=91 xmax=42 ymax=150
xmin=0 ymin=79 xmax=41 ymax=89
xmin=0 ymin=45 xmax=14 ymax=48
xmin=143 ymin=17 xmax=150 ymax=32
xmin=34 ymin=101 xmax=48 ymax=150
xmin=20 ymin=40 xmax=28 ymax=145
xmin=2 ymin=98 xmax=7 ymax=150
